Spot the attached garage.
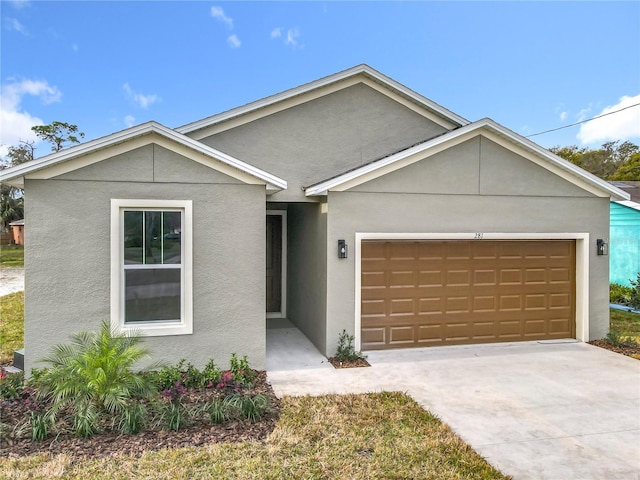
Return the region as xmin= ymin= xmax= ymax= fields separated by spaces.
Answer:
xmin=361 ymin=239 xmax=576 ymax=350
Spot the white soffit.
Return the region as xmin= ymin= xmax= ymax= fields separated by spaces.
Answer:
xmin=176 ymin=64 xmax=470 ymax=138
xmin=0 ymin=122 xmax=287 ymax=191
xmin=305 ymin=118 xmax=630 ymax=202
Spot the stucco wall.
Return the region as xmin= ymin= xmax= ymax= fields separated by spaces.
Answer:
xmin=199 ymin=84 xmax=448 ymax=202
xmin=286 ymin=202 xmax=328 ymax=353
xmin=324 ymin=138 xmax=610 ymax=354
xmin=23 ymin=147 xmax=266 ymax=373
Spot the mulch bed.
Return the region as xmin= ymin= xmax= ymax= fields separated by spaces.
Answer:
xmin=327 ymin=357 xmax=371 ymax=369
xmin=588 ymin=340 xmax=640 ymax=359
xmin=0 ymin=372 xmax=280 ymax=459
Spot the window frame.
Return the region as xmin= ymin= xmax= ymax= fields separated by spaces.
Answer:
xmin=111 ymin=199 xmax=193 ymax=336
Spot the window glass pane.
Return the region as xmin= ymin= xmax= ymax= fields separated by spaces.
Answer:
xmin=125 ymin=269 xmax=181 ymax=323
xmin=123 ymin=211 xmax=143 ymax=264
xmin=163 ymin=211 xmax=182 ymax=264
xmin=145 ymin=212 xmax=163 ymax=264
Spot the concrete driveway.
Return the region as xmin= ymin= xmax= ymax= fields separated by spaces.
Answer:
xmin=267 ymin=339 xmax=640 ymax=480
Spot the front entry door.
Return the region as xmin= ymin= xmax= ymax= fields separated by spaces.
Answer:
xmin=266 ymin=214 xmax=283 ymax=314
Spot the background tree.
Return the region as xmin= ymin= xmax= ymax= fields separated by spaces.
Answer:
xmin=550 ymin=140 xmax=640 ymax=181
xmin=0 ymin=141 xmax=33 ymax=231
xmin=1 ymin=122 xmax=84 ymax=232
xmin=31 ymin=121 xmax=85 ymax=152
xmin=609 ymin=152 xmax=640 ymax=181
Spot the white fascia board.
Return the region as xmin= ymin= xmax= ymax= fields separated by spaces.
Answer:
xmin=305 ymin=118 xmax=630 ymax=201
xmin=0 ymin=121 xmax=287 ymax=191
xmin=176 ymin=64 xmax=469 ymax=135
xmin=614 ymin=200 xmax=640 ymax=212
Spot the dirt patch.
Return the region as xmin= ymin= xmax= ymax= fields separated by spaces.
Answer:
xmin=0 ymin=372 xmax=280 ymax=459
xmin=588 ymin=340 xmax=640 ymax=359
xmin=328 ymin=357 xmax=371 ymax=368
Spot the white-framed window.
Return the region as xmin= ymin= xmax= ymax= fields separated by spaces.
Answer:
xmin=111 ymin=199 xmax=193 ymax=336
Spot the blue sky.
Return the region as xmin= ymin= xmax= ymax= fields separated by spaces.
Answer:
xmin=1 ymin=0 xmax=639 ymax=159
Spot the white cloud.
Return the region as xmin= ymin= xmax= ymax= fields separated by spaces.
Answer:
xmin=211 ymin=6 xmax=233 ymax=28
xmin=285 ymin=28 xmax=301 ymax=48
xmin=6 ymin=17 xmax=27 ymax=35
xmin=560 ymin=111 xmax=567 ymax=121
xmin=271 ymin=27 xmax=303 ymax=49
xmin=227 ymin=34 xmax=241 ymax=48
xmin=124 ymin=115 xmax=136 ymax=128
xmin=0 ymin=79 xmax=61 ymax=156
xmin=577 ymin=94 xmax=640 ymax=145
xmin=270 ymin=27 xmax=282 ymax=39
xmin=8 ymin=0 xmax=30 ymax=9
xmin=123 ymin=83 xmax=159 ymax=109
xmin=576 ymin=105 xmax=591 ymax=122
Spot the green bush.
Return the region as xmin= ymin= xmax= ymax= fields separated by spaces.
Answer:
xmin=610 ymin=283 xmax=633 ymax=305
xmin=630 ymin=273 xmax=640 ymax=309
xmin=37 ymin=321 xmax=157 ymax=438
xmin=0 ymin=370 xmax=23 ymax=401
xmin=230 ymin=353 xmax=255 ymax=384
xmin=225 ymin=393 xmax=270 ymax=423
xmin=335 ymin=330 xmax=367 ymax=362
xmin=151 ymin=358 xmax=222 ymax=390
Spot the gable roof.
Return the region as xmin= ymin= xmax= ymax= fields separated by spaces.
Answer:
xmin=176 ymin=64 xmax=470 ymax=138
xmin=304 ymin=117 xmax=631 ymax=201
xmin=609 ymin=181 xmax=640 ymax=203
xmin=0 ymin=121 xmax=287 ymax=191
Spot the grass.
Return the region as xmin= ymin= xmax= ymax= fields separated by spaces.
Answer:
xmin=0 ymin=291 xmax=24 ymax=364
xmin=610 ymin=308 xmax=640 ymax=342
xmin=0 ymin=245 xmax=24 ymax=267
xmin=0 ymin=392 xmax=508 ymax=480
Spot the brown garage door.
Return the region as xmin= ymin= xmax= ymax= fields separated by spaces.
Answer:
xmin=361 ymin=240 xmax=575 ymax=350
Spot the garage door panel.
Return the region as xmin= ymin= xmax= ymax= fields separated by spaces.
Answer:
xmin=361 ymin=240 xmax=575 ymax=350
xmin=361 ymin=327 xmax=386 ymax=347
xmin=389 ymin=326 xmax=416 ymax=345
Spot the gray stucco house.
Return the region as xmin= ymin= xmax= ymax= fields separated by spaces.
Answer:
xmin=0 ymin=65 xmax=630 ymax=373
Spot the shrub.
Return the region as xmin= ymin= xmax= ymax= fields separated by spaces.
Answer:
xmin=0 ymin=370 xmax=23 ymax=401
xmin=36 ymin=321 xmax=156 ymax=438
xmin=225 ymin=393 xmax=270 ymax=422
xmin=206 ymin=398 xmax=228 ymax=424
xmin=606 ymin=329 xmax=626 ymax=347
xmin=629 ymin=273 xmax=640 ymax=309
xmin=117 ymin=400 xmax=148 ymax=434
xmin=610 ymin=283 xmax=633 ymax=305
xmin=151 ymin=358 xmax=222 ymax=390
xmin=230 ymin=354 xmax=255 ymax=384
xmin=201 ymin=359 xmax=222 ymax=387
xmin=152 ymin=360 xmax=185 ymax=391
xmin=335 ymin=330 xmax=367 ymax=362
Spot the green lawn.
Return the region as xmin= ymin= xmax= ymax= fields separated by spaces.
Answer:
xmin=0 ymin=244 xmax=24 ymax=267
xmin=0 ymin=392 xmax=509 ymax=480
xmin=610 ymin=308 xmax=640 ymax=341
xmin=0 ymin=291 xmax=24 ymax=364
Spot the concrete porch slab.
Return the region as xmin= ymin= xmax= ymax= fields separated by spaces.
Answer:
xmin=266 ymin=321 xmax=332 ymax=371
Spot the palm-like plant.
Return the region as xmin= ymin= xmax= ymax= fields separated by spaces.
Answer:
xmin=37 ymin=321 xmax=157 ymax=437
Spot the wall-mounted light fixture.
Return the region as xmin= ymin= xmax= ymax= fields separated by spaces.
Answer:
xmin=338 ymin=239 xmax=348 ymax=259
xmin=596 ymin=238 xmax=608 ymax=256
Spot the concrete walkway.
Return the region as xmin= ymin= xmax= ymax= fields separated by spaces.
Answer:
xmin=0 ymin=267 xmax=24 ymax=296
xmin=267 ymin=337 xmax=640 ymax=480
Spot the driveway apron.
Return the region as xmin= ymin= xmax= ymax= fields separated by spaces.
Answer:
xmin=267 ymin=341 xmax=640 ymax=480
